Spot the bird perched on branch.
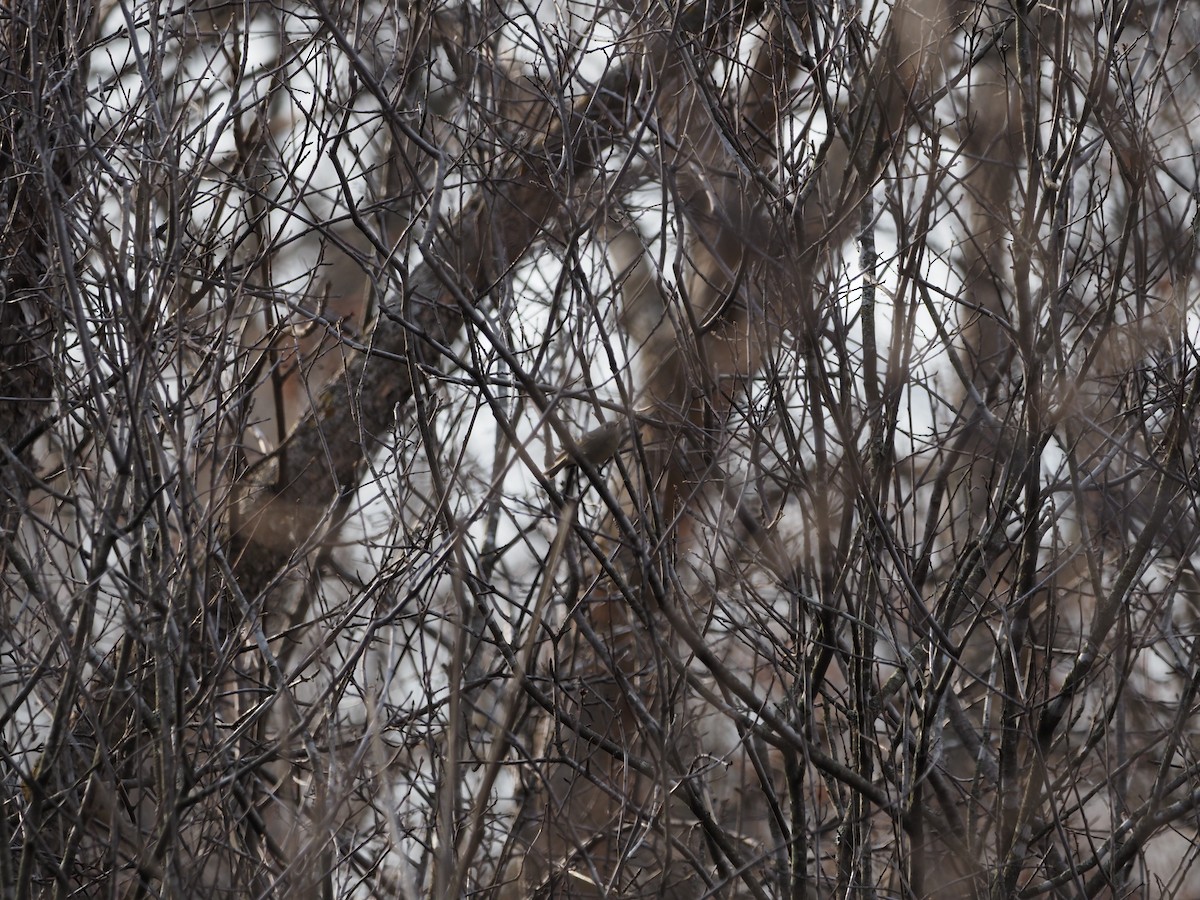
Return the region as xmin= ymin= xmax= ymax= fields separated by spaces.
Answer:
xmin=545 ymin=419 xmax=628 ymax=478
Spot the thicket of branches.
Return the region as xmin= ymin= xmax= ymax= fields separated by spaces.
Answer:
xmin=4 ymin=0 xmax=1200 ymax=897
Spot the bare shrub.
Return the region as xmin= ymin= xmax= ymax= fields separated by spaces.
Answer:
xmin=3 ymin=1 xmax=1200 ymax=897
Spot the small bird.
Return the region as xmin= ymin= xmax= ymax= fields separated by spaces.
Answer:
xmin=545 ymin=419 xmax=627 ymax=477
